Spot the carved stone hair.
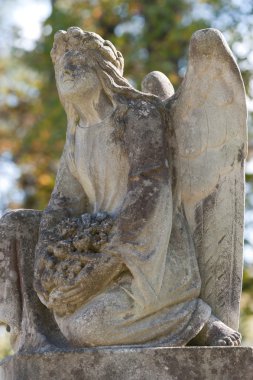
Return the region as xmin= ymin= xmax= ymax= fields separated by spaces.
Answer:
xmin=50 ymin=27 xmax=154 ymax=102
xmin=51 ymin=27 xmax=124 ymax=75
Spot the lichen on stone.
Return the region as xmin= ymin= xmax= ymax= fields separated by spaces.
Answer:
xmin=39 ymin=212 xmax=113 ymax=296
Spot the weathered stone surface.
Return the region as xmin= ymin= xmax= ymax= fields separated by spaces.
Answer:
xmin=1 ymin=347 xmax=253 ymax=380
xmin=165 ymin=28 xmax=247 ymax=331
xmin=0 ymin=27 xmax=247 ymax=353
xmin=0 ymin=210 xmax=70 ymax=352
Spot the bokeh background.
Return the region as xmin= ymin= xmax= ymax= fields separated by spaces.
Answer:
xmin=0 ymin=0 xmax=253 ymax=357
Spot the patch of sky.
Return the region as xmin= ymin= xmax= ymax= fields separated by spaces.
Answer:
xmin=244 ymin=160 xmax=253 ymax=264
xmin=246 ymin=160 xmax=253 ymax=175
xmin=115 ymin=15 xmax=145 ymax=37
xmin=5 ymin=94 xmax=19 ymax=108
xmin=248 ymin=82 xmax=253 ymax=112
xmin=0 ymin=153 xmax=25 ymax=216
xmin=244 ymin=244 xmax=253 ymax=264
xmin=137 ymin=48 xmax=149 ymax=61
xmin=43 ymin=24 xmax=53 ymax=37
xmin=178 ymin=57 xmax=187 ymax=78
xmin=182 ymin=1 xmax=214 ymax=27
xmin=0 ymin=0 xmax=51 ymax=53
xmin=231 ymin=0 xmax=253 ymax=14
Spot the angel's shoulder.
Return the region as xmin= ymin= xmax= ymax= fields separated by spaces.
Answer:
xmin=122 ymin=96 xmax=166 ymax=135
xmin=114 ymin=97 xmax=167 ymax=164
xmin=127 ymin=96 xmax=163 ymax=118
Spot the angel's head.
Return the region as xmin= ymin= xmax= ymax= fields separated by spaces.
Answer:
xmin=51 ymin=27 xmax=160 ymax=174
xmin=51 ymin=27 xmax=127 ymax=105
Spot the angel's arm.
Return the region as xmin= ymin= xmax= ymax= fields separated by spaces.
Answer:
xmin=34 ymin=145 xmax=124 ymax=308
xmin=102 ymin=101 xmax=173 ymax=304
xmin=34 ymin=145 xmax=89 ymax=290
xmin=37 ymin=145 xmax=88 ymax=233
xmin=108 ymin=104 xmax=170 ymax=250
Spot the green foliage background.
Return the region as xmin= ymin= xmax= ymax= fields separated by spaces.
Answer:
xmin=0 ymin=0 xmax=253 ymax=352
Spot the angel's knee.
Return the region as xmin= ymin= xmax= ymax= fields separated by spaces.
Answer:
xmin=1 ymin=209 xmax=42 ymax=231
xmin=0 ymin=210 xmax=42 ymax=338
xmin=0 ymin=209 xmax=42 ymax=252
xmin=0 ymin=209 xmax=42 ymax=288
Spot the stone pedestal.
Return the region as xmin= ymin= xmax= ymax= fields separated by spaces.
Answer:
xmin=0 ymin=346 xmax=252 ymax=380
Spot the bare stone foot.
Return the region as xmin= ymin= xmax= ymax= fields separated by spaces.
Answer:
xmin=190 ymin=314 xmax=241 ymax=346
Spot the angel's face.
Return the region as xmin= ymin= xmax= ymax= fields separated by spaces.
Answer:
xmin=55 ymin=49 xmax=101 ymax=100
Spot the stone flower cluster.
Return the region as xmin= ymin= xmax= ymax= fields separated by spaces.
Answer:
xmin=40 ymin=212 xmax=113 ymax=294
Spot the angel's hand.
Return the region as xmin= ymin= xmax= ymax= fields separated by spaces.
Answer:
xmin=47 ymin=239 xmax=72 ymax=259
xmin=48 ymin=253 xmax=124 ymax=310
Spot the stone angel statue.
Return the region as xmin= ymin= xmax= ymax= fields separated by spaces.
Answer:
xmin=0 ymin=27 xmax=247 ymax=351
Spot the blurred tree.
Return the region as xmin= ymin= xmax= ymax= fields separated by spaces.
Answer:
xmin=0 ymin=330 xmax=11 ymax=359
xmin=240 ymin=265 xmax=253 ymax=343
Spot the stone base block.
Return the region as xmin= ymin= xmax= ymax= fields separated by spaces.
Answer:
xmin=1 ymin=346 xmax=253 ymax=380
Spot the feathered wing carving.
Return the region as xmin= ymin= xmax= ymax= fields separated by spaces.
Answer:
xmin=142 ymin=29 xmax=247 ymax=330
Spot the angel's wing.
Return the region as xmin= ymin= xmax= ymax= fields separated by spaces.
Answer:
xmin=142 ymin=29 xmax=247 ymax=330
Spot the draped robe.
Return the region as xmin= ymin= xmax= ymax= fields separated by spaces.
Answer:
xmin=52 ymin=99 xmax=211 ymax=346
